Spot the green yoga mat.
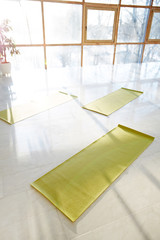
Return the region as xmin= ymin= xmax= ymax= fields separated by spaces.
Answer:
xmin=83 ymin=87 xmax=143 ymax=116
xmin=31 ymin=124 xmax=154 ymax=222
xmin=0 ymin=92 xmax=76 ymax=124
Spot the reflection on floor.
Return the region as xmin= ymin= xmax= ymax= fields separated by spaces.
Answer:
xmin=0 ymin=62 xmax=160 ymax=240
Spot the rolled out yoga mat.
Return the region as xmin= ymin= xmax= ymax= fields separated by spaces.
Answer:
xmin=0 ymin=92 xmax=77 ymax=124
xmin=83 ymin=87 xmax=143 ymax=116
xmin=31 ymin=124 xmax=154 ymax=222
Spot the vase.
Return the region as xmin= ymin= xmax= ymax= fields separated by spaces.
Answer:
xmin=0 ymin=62 xmax=11 ymax=75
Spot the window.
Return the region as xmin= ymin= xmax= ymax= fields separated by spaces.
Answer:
xmin=85 ymin=0 xmax=119 ymax=3
xmin=83 ymin=45 xmax=114 ymax=65
xmin=84 ymin=6 xmax=118 ymax=43
xmin=146 ymin=10 xmax=160 ymax=42
xmin=44 ymin=2 xmax=82 ymax=44
xmin=121 ymin=0 xmax=151 ymax=6
xmin=8 ymin=47 xmax=44 ymax=70
xmin=143 ymin=44 xmax=160 ymax=62
xmin=0 ymin=1 xmax=43 ymax=44
xmin=1 ymin=0 xmax=160 ymax=68
xmin=153 ymin=0 xmax=160 ymax=6
xmin=115 ymin=45 xmax=143 ymax=64
xmin=46 ymin=46 xmax=81 ymax=68
xmin=117 ymin=7 xmax=149 ymax=43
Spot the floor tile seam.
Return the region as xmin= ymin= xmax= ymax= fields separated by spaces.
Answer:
xmin=132 ymin=150 xmax=160 ymax=162
xmin=0 ymin=184 xmax=32 ymax=200
xmin=137 ymin=147 xmax=160 ymax=158
xmin=133 ymin=151 xmax=160 ymax=164
xmin=1 ymin=165 xmax=44 ymax=179
xmin=0 ymin=195 xmax=61 ymax=229
xmin=56 ymin=210 xmax=70 ymax=240
xmin=147 ymin=100 xmax=160 ymax=108
xmin=0 ymin=209 xmax=66 ymax=238
xmin=71 ymin=202 xmax=159 ymax=240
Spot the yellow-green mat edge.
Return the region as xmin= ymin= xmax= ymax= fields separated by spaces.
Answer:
xmin=0 ymin=92 xmax=77 ymax=125
xmin=31 ymin=124 xmax=154 ymax=222
xmin=82 ymin=87 xmax=143 ymax=116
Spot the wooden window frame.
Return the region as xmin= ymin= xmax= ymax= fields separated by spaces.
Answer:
xmin=146 ymin=8 xmax=160 ymax=43
xmin=3 ymin=0 xmax=160 ymax=67
xmin=83 ymin=4 xmax=118 ymax=44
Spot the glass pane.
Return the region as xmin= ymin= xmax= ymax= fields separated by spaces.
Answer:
xmin=118 ymin=7 xmax=149 ymax=42
xmin=143 ymin=44 xmax=160 ymax=62
xmin=121 ymin=0 xmax=151 ymax=5
xmin=7 ymin=47 xmax=44 ymax=70
xmin=46 ymin=46 xmax=81 ymax=68
xmin=153 ymin=0 xmax=160 ymax=6
xmin=115 ymin=44 xmax=143 ymax=64
xmin=44 ymin=3 xmax=82 ymax=44
xmin=0 ymin=1 xmax=43 ymax=44
xmin=149 ymin=12 xmax=160 ymax=39
xmin=87 ymin=10 xmax=115 ymax=41
xmin=83 ymin=46 xmax=114 ymax=65
xmin=85 ymin=0 xmax=119 ymax=4
xmin=59 ymin=0 xmax=82 ymax=1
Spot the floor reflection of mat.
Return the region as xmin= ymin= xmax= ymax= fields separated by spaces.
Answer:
xmin=83 ymin=88 xmax=143 ymax=116
xmin=0 ymin=92 xmax=77 ymax=124
xmin=31 ymin=124 xmax=154 ymax=222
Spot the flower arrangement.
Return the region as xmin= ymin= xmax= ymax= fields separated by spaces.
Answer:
xmin=0 ymin=19 xmax=20 ymax=63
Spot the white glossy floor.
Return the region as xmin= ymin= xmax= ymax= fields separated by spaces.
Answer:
xmin=0 ymin=63 xmax=160 ymax=240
